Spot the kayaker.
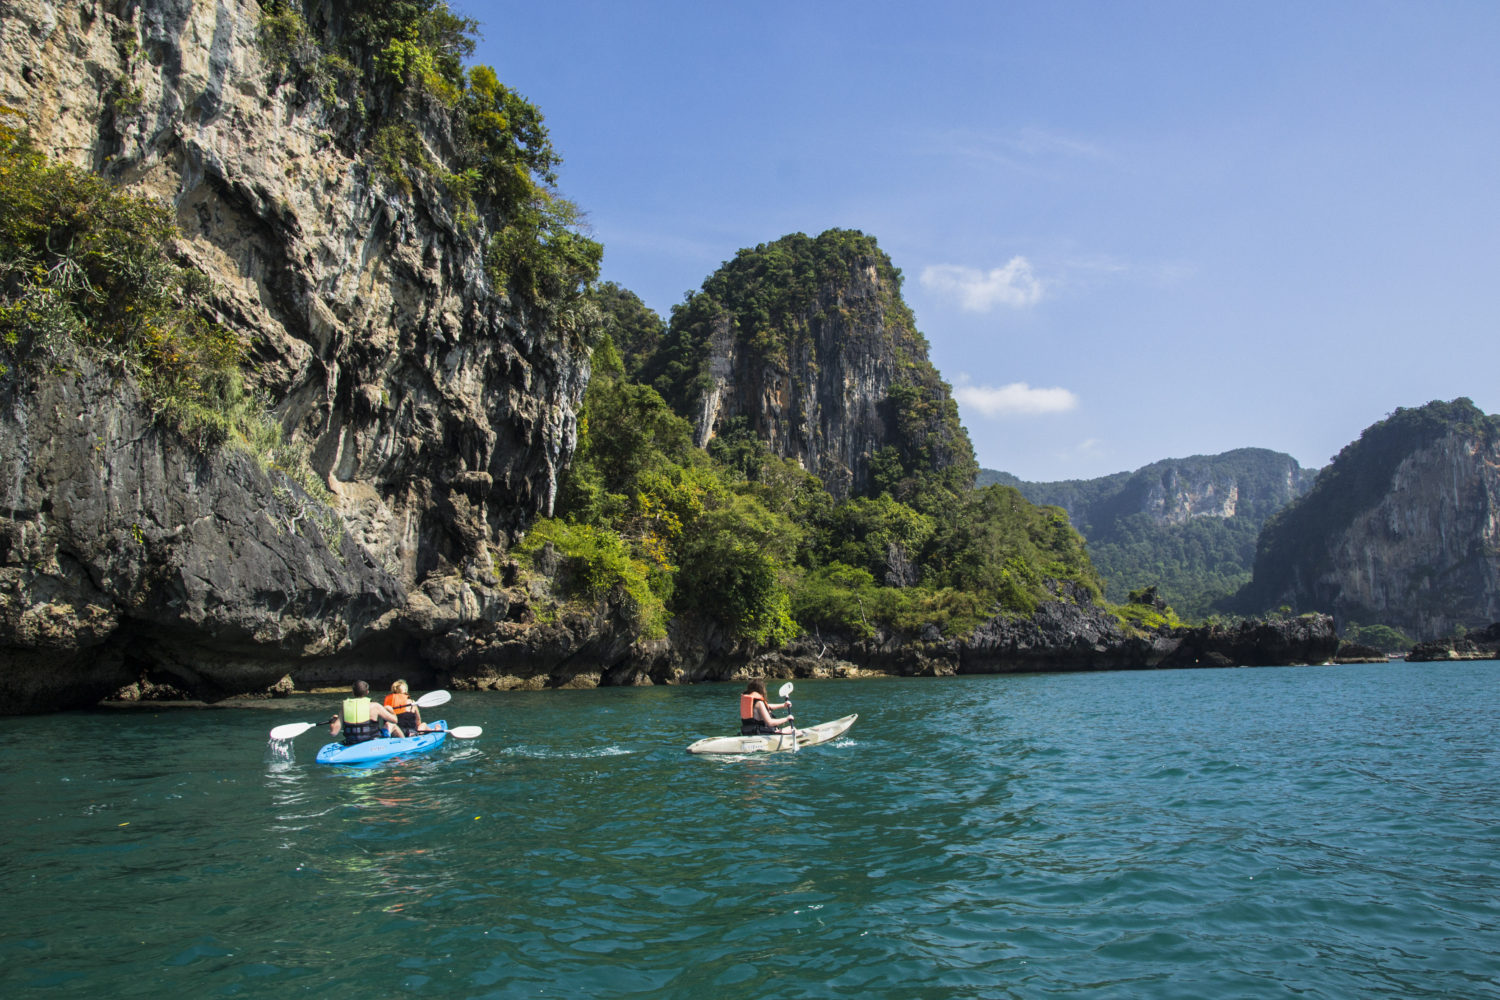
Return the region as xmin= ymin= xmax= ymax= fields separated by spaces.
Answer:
xmin=384 ymin=679 xmax=433 ymax=734
xmin=329 ymin=680 xmax=404 ymax=744
xmin=740 ymin=678 xmax=794 ymax=736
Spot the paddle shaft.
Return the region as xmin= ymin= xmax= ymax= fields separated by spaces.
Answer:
xmin=777 ymin=682 xmax=797 ymax=752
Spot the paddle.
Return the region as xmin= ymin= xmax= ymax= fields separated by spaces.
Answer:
xmin=267 ymin=689 xmax=456 ymax=741
xmin=779 ymin=681 xmax=797 ymax=752
xmin=269 ymin=718 xmax=336 ymax=741
xmin=268 ymin=720 xmax=483 ymax=741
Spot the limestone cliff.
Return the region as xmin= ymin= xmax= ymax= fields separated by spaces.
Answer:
xmin=644 ymin=230 xmax=976 ymax=500
xmin=986 ymin=449 xmax=1313 ymax=531
xmin=1233 ymin=399 xmax=1500 ymax=639
xmin=984 ymin=449 xmax=1315 ymax=616
xmin=0 ymin=0 xmax=591 ymax=710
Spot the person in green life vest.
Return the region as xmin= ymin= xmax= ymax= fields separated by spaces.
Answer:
xmin=328 ymin=680 xmax=404 ymax=744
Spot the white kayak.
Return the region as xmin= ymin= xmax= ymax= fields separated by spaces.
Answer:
xmin=686 ymin=714 xmax=858 ymax=755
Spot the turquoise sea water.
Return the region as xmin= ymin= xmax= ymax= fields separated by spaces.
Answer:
xmin=3 ymin=662 xmax=1498 ymax=998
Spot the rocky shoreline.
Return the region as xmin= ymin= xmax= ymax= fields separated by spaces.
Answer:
xmin=85 ymin=598 xmax=1344 ymax=713
xmin=1406 ymin=622 xmax=1500 ymax=662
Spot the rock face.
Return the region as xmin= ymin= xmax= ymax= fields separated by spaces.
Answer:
xmin=2 ymin=0 xmax=585 ymax=538
xmin=1153 ymin=615 xmax=1340 ymax=669
xmin=984 ymin=449 xmax=1315 ymax=614
xmin=1234 ymin=400 xmax=1500 ymax=640
xmin=0 ymin=0 xmax=588 ymax=710
xmin=988 ymin=449 xmax=1314 ymax=532
xmin=646 ymin=230 xmax=975 ymax=499
xmin=1332 ymin=642 xmax=1388 ymax=664
xmin=1407 ymin=622 xmax=1500 ymax=662
xmin=0 ymin=361 xmax=405 ymax=712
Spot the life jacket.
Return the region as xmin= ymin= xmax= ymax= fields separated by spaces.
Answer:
xmin=342 ymin=696 xmax=380 ymax=745
xmin=740 ymin=691 xmax=766 ymax=724
xmin=385 ymin=691 xmax=418 ymax=733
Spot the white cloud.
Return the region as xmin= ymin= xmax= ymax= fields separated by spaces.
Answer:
xmin=920 ymin=258 xmax=1043 ymax=311
xmin=933 ymin=127 xmax=1111 ymax=173
xmin=1063 ymin=438 xmax=1104 ymax=460
xmin=955 ymin=381 xmax=1079 ymax=417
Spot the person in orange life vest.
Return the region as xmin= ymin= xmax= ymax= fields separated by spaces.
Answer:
xmin=328 ymin=680 xmax=404 ymax=744
xmin=740 ymin=678 xmax=794 ymax=736
xmin=384 ymin=679 xmax=433 ymax=734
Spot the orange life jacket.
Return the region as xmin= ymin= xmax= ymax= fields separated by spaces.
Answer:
xmin=385 ymin=691 xmax=418 ymax=730
xmin=740 ymin=691 xmax=766 ymax=722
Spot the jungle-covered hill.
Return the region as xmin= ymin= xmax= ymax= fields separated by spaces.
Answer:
xmin=536 ymin=235 xmax=1112 ymax=650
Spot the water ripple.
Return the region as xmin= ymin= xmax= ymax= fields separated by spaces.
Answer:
xmin=3 ymin=666 xmax=1500 ymax=998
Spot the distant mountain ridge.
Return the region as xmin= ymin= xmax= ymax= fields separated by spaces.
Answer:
xmin=980 ymin=449 xmax=1316 ymax=618
xmin=1230 ymin=398 xmax=1500 ymax=639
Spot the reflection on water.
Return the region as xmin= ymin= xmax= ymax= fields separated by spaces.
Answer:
xmin=3 ymin=667 xmax=1500 ymax=999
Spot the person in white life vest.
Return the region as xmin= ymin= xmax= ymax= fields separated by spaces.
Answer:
xmin=740 ymin=678 xmax=794 ymax=736
xmin=329 ymin=680 xmax=405 ymax=744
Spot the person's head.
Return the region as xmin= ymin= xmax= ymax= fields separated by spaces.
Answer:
xmin=352 ymin=680 xmax=370 ymax=697
xmin=391 ymin=679 xmax=408 ymax=694
xmin=744 ymin=678 xmax=767 ymax=696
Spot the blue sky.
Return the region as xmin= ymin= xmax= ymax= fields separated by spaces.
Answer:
xmin=462 ymin=0 xmax=1500 ymax=482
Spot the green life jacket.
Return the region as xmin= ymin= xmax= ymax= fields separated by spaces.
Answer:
xmin=341 ymin=697 xmax=379 ymax=744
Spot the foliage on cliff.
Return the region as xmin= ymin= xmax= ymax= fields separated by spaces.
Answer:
xmin=588 ymin=282 xmax=665 ymax=379
xmin=985 ymin=449 xmax=1314 ymax=620
xmin=0 ymin=116 xmax=249 ymax=443
xmin=525 ymin=338 xmax=799 ymax=644
xmin=1231 ymin=398 xmax=1500 ymax=616
xmin=258 ymin=0 xmax=600 ymax=313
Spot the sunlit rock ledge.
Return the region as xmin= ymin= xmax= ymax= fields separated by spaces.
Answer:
xmin=1407 ymin=623 xmax=1500 ymax=662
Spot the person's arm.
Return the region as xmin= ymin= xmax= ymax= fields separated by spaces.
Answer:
xmin=373 ymin=702 xmax=404 ymax=738
xmin=755 ymin=700 xmax=792 ymax=730
xmin=329 ymin=716 xmax=342 ymax=737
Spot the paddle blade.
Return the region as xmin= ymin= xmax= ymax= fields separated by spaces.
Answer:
xmin=444 ymin=725 xmax=482 ymax=739
xmin=416 ymin=689 xmax=452 ymax=709
xmin=778 ymin=682 xmax=794 ymax=699
xmin=269 ymin=721 xmax=318 ymax=741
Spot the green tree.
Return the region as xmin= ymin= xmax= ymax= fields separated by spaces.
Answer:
xmin=0 ymin=125 xmax=244 ymax=441
xmin=1341 ymin=622 xmax=1413 ymax=653
xmin=589 ymin=282 xmax=665 ymax=379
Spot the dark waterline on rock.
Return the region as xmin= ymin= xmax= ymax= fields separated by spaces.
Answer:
xmin=4 ymin=662 xmax=1497 ymax=998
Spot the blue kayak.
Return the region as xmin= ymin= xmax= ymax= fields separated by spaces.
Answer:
xmin=315 ymin=721 xmax=449 ymax=766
